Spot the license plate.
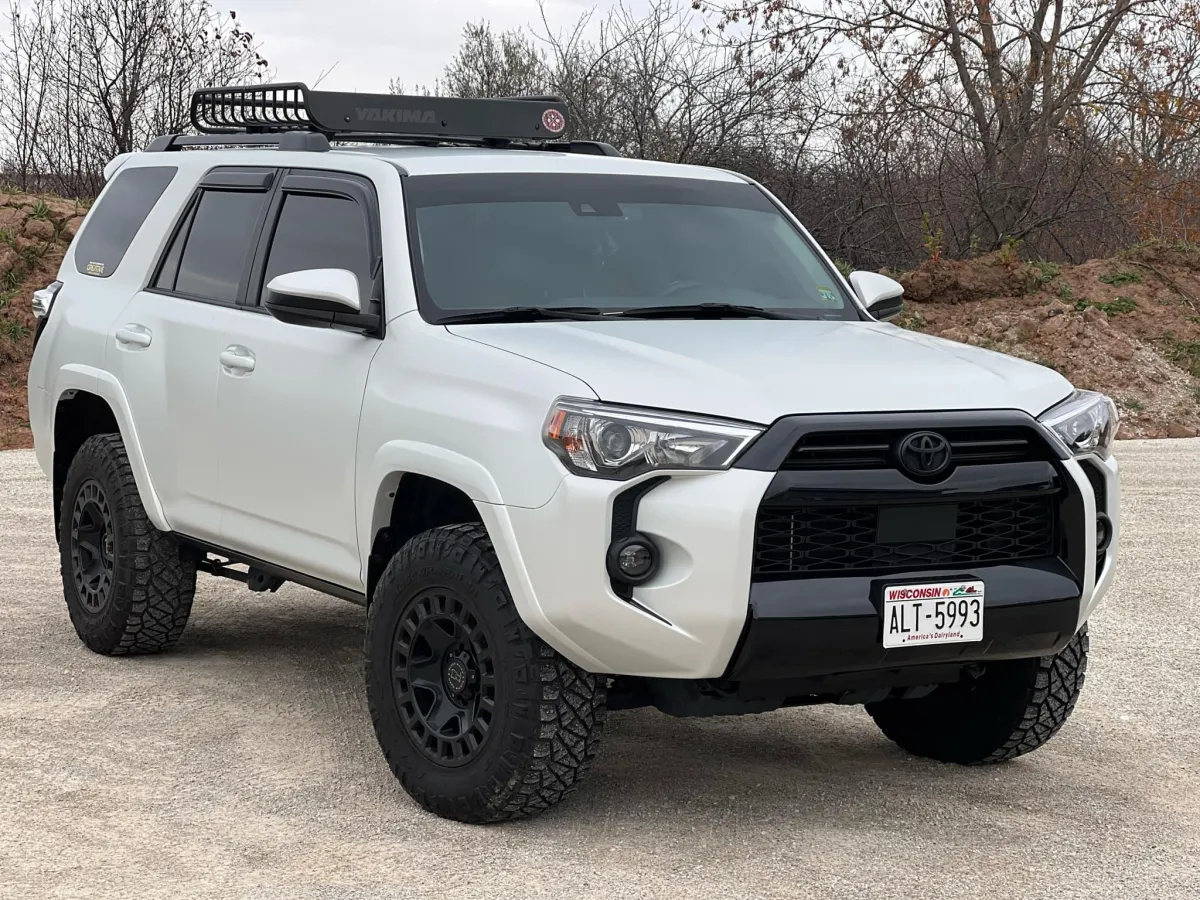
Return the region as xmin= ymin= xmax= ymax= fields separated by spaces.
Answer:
xmin=882 ymin=580 xmax=984 ymax=649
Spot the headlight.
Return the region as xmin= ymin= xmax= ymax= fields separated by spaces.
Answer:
xmin=1038 ymin=390 xmax=1119 ymax=459
xmin=543 ymin=399 xmax=763 ymax=479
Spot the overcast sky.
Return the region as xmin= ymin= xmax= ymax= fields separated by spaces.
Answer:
xmin=232 ymin=0 xmax=643 ymax=94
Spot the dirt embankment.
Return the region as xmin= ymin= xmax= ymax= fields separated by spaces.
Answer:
xmin=0 ymin=192 xmax=84 ymax=449
xmin=896 ymin=244 xmax=1200 ymax=438
xmin=1 ymin=190 xmax=1198 ymax=447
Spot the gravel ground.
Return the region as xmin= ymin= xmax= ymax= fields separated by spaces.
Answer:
xmin=1 ymin=442 xmax=1198 ymax=900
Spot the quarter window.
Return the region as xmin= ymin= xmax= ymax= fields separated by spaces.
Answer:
xmin=74 ymin=166 xmax=177 ymax=278
xmin=259 ymin=193 xmax=373 ymax=304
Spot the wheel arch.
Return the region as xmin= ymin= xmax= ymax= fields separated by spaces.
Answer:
xmin=366 ymin=472 xmax=485 ymax=603
xmin=362 ymin=442 xmax=508 ymax=598
xmin=359 ymin=442 xmax=582 ymax=665
xmin=49 ymin=365 xmax=170 ymax=535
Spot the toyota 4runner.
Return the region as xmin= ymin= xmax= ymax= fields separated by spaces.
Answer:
xmin=27 ymin=83 xmax=1120 ymax=824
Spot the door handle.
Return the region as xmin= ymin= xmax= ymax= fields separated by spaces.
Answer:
xmin=115 ymin=324 xmax=152 ymax=348
xmin=219 ymin=346 xmax=256 ymax=374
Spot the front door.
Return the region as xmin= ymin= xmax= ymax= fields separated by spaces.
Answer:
xmin=215 ymin=172 xmax=384 ymax=590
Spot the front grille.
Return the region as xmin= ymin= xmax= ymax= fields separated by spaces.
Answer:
xmin=753 ymin=496 xmax=1056 ymax=578
xmin=782 ymin=427 xmax=1043 ymax=471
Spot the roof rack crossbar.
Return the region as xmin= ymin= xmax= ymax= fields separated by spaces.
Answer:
xmin=146 ymin=132 xmax=330 ymax=152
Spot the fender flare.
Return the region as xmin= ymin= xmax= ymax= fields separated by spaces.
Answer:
xmin=359 ymin=441 xmax=588 ymax=662
xmin=362 ymin=440 xmax=506 ymax=553
xmin=51 ymin=364 xmax=171 ymax=532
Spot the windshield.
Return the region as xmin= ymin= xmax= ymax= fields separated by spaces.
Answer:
xmin=403 ymin=173 xmax=861 ymax=323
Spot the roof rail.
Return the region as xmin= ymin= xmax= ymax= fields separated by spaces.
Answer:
xmin=143 ymin=82 xmax=624 ymax=157
xmin=562 ymin=141 xmax=622 ymax=157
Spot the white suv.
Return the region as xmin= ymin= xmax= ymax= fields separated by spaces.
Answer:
xmin=27 ymin=83 xmax=1121 ymax=823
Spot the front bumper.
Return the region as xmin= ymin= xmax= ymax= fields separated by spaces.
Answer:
xmin=497 ymin=466 xmax=773 ymax=677
xmin=728 ymin=561 xmax=1081 ymax=685
xmin=490 ymin=446 xmax=1119 ymax=681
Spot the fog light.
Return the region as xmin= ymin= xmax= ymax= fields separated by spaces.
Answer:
xmin=1096 ymin=512 xmax=1113 ymax=553
xmin=606 ymin=535 xmax=659 ymax=585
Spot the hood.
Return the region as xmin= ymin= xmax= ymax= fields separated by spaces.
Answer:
xmin=446 ymin=319 xmax=1074 ymax=425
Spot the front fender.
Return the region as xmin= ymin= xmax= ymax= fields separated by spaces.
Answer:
xmin=49 ymin=364 xmax=171 ymax=532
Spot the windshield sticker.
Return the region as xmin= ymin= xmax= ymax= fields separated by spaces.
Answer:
xmin=817 ymin=286 xmax=837 ymax=304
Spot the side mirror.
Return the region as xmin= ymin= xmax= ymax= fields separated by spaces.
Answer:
xmin=849 ymin=271 xmax=905 ymax=322
xmin=264 ymin=268 xmax=379 ymax=332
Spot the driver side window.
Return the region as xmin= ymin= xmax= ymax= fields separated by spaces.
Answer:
xmin=259 ymin=192 xmax=374 ymax=306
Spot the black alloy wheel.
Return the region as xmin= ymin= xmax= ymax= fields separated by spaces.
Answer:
xmin=69 ymin=479 xmax=116 ymax=613
xmin=392 ymin=590 xmax=497 ymax=767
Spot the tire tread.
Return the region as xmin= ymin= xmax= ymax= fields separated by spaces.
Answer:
xmin=60 ymin=433 xmax=196 ymax=655
xmin=867 ymin=627 xmax=1089 ymax=765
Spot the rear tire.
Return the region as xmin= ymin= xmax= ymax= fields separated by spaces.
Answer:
xmin=366 ymin=524 xmax=606 ymax=824
xmin=866 ymin=626 xmax=1089 ymax=764
xmin=59 ymin=433 xmax=196 ymax=655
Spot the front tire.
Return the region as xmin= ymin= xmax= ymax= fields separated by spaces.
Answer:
xmin=866 ymin=626 xmax=1089 ymax=764
xmin=59 ymin=433 xmax=197 ymax=655
xmin=366 ymin=524 xmax=606 ymax=824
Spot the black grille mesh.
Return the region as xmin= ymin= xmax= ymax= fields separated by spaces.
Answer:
xmin=753 ymin=496 xmax=1056 ymax=578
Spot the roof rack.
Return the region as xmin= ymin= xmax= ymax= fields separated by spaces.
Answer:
xmin=193 ymin=82 xmax=573 ymax=140
xmin=144 ymin=82 xmax=621 ymax=156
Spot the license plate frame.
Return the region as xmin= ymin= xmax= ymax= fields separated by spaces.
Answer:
xmin=880 ymin=579 xmax=985 ymax=649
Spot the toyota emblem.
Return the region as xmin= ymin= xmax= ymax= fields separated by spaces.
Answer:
xmin=897 ymin=431 xmax=953 ymax=478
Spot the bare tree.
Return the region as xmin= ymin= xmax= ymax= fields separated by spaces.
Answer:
xmin=0 ymin=0 xmax=268 ymax=196
xmin=408 ymin=1 xmax=835 ymax=169
xmin=439 ymin=22 xmax=546 ymax=99
xmin=0 ymin=0 xmax=60 ymax=188
xmin=702 ymin=0 xmax=1200 ymax=256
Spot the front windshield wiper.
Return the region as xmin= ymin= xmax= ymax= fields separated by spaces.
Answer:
xmin=435 ymin=305 xmax=611 ymax=324
xmin=605 ymin=302 xmax=819 ymax=321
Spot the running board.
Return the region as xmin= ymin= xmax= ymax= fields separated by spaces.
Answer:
xmin=180 ymin=537 xmax=368 ymax=606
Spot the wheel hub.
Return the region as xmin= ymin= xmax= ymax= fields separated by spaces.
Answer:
xmin=70 ymin=480 xmax=115 ymax=613
xmin=391 ymin=591 xmax=497 ymax=768
xmin=444 ymin=653 xmax=475 ymax=698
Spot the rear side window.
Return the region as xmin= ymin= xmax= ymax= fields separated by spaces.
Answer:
xmin=74 ymin=166 xmax=177 ymax=278
xmin=259 ymin=193 xmax=373 ymax=304
xmin=162 ymin=190 xmax=269 ymax=303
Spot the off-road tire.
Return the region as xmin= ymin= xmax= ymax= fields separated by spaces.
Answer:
xmin=866 ymin=626 xmax=1089 ymax=764
xmin=59 ymin=433 xmax=196 ymax=655
xmin=366 ymin=523 xmax=606 ymax=824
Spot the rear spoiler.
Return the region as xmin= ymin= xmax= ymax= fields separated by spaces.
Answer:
xmin=103 ymin=153 xmax=133 ymax=181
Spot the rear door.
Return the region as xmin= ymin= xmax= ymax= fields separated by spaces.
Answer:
xmin=109 ymin=167 xmax=276 ymax=541
xmin=214 ymin=171 xmax=384 ymax=589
